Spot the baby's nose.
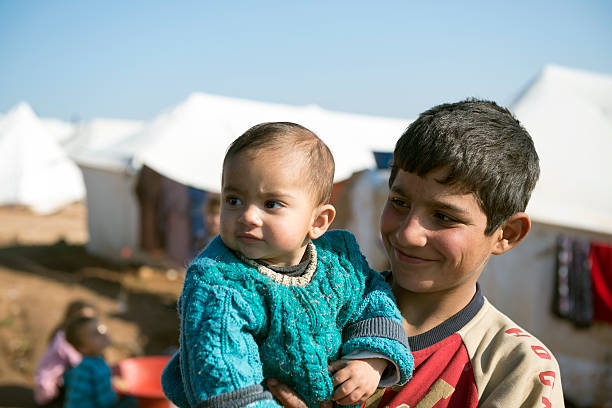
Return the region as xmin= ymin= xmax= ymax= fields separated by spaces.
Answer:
xmin=239 ymin=205 xmax=263 ymax=227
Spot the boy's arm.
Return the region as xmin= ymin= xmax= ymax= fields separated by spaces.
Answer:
xmin=329 ymin=230 xmax=413 ymax=385
xmin=162 ymin=268 xmax=281 ymax=408
xmin=464 ymin=302 xmax=564 ymax=407
xmin=478 ymin=364 xmax=565 ymax=407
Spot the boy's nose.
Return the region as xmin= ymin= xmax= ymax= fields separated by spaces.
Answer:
xmin=239 ymin=205 xmax=263 ymax=227
xmin=396 ymin=213 xmax=427 ymax=247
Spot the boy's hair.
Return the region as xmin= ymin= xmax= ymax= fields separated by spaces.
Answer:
xmin=223 ymin=122 xmax=335 ymax=205
xmin=65 ymin=316 xmax=97 ymax=350
xmin=390 ymin=98 xmax=540 ymax=235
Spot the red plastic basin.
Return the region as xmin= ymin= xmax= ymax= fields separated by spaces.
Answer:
xmin=117 ymin=355 xmax=172 ymax=408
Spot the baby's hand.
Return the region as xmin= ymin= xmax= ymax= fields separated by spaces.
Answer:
xmin=328 ymin=358 xmax=387 ymax=406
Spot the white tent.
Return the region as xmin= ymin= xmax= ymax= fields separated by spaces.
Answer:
xmin=77 ymin=93 xmax=411 ymax=261
xmin=0 ymin=102 xmax=85 ymax=214
xmin=41 ymin=117 xmax=75 ymax=144
xmin=64 ymin=118 xmax=145 ymax=261
xmin=117 ymin=92 xmax=411 ymax=193
xmin=516 ymin=64 xmax=612 ymax=235
xmin=65 ymin=118 xmax=145 ymax=171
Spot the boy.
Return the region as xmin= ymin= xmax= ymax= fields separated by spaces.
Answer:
xmin=268 ymin=100 xmax=564 ymax=407
xmin=62 ymin=316 xmax=136 ymax=408
xmin=161 ymin=122 xmax=413 ymax=408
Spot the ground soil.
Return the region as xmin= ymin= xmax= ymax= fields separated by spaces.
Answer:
xmin=0 ymin=203 xmax=183 ymax=407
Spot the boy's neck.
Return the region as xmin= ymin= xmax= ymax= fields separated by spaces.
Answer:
xmin=392 ymin=282 xmax=477 ymax=337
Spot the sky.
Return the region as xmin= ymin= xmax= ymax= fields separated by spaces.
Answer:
xmin=1 ymin=1 xmax=611 ymax=122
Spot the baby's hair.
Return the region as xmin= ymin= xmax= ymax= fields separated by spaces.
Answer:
xmin=223 ymin=122 xmax=335 ymax=205
xmin=64 ymin=316 xmax=98 ymax=350
xmin=391 ymin=98 xmax=540 ymax=235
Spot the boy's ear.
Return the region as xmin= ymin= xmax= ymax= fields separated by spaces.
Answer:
xmin=308 ymin=204 xmax=336 ymax=240
xmin=492 ymin=212 xmax=531 ymax=255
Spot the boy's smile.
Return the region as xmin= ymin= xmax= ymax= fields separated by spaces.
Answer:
xmin=380 ymin=168 xmax=502 ymax=297
xmin=220 ymin=149 xmax=322 ymax=267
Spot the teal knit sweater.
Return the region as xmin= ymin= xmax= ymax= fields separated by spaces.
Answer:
xmin=162 ymin=230 xmax=413 ymax=408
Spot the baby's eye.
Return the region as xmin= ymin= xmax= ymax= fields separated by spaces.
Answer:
xmin=225 ymin=197 xmax=242 ymax=206
xmin=264 ymin=200 xmax=283 ymax=209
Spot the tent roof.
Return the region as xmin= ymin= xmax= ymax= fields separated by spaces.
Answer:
xmin=0 ymin=102 xmax=84 ymax=213
xmin=40 ymin=117 xmax=75 ymax=144
xmin=512 ymin=65 xmax=612 ymax=235
xmin=64 ymin=118 xmax=145 ymax=171
xmin=115 ymin=92 xmax=411 ymax=192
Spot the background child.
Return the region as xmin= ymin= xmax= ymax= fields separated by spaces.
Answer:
xmin=34 ymin=300 xmax=97 ymax=407
xmin=62 ymin=316 xmax=136 ymax=408
xmin=268 ymin=99 xmax=564 ymax=407
xmin=162 ymin=122 xmax=413 ymax=408
xmin=203 ymin=192 xmax=221 ymax=248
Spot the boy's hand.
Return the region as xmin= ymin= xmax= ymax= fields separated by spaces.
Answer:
xmin=329 ymin=358 xmax=387 ymax=406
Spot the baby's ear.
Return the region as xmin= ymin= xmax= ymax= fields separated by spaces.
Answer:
xmin=492 ymin=212 xmax=531 ymax=255
xmin=309 ymin=204 xmax=336 ymax=239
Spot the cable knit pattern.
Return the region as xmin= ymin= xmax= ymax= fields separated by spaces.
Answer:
xmin=162 ymin=230 xmax=413 ymax=408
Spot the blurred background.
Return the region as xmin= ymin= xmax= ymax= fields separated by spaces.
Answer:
xmin=1 ymin=1 xmax=611 ymax=407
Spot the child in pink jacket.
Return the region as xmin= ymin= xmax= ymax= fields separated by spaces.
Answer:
xmin=34 ymin=300 xmax=97 ymax=406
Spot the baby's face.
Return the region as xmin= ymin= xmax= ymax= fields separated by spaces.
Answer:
xmin=220 ymin=149 xmax=320 ymax=267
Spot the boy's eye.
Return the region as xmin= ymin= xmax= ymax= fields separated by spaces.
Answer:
xmin=225 ymin=197 xmax=242 ymax=206
xmin=435 ymin=212 xmax=458 ymax=224
xmin=264 ymin=200 xmax=283 ymax=209
xmin=390 ymin=197 xmax=410 ymax=208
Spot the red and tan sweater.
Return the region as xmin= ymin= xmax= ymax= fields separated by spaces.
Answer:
xmin=365 ymin=284 xmax=564 ymax=407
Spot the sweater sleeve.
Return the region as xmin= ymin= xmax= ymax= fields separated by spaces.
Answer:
xmin=332 ymin=230 xmax=414 ymax=385
xmin=163 ymin=264 xmax=280 ymax=408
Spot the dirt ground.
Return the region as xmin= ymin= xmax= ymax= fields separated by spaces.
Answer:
xmin=0 ymin=203 xmax=183 ymax=407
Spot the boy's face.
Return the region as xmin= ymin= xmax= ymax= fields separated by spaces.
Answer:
xmin=77 ymin=320 xmax=110 ymax=356
xmin=380 ymin=168 xmax=502 ymax=296
xmin=220 ymin=149 xmax=321 ymax=266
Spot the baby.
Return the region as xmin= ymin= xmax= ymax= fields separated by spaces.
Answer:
xmin=162 ymin=122 xmax=413 ymax=407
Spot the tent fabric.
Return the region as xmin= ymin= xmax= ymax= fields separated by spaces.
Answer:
xmin=113 ymin=93 xmax=412 ymax=192
xmin=0 ymin=102 xmax=85 ymax=214
xmin=75 ymin=93 xmax=412 ymax=262
xmin=80 ymin=165 xmax=139 ymax=260
xmin=511 ymin=65 xmax=612 ymax=235
xmin=40 ymin=117 xmax=75 ymax=144
xmin=64 ymin=118 xmax=144 ymax=172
